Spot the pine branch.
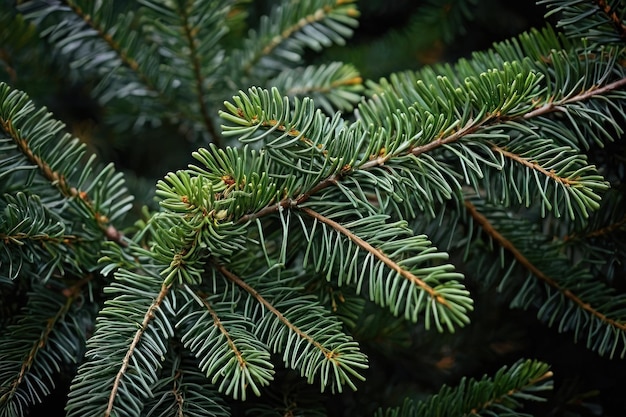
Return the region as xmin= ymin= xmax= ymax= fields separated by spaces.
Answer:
xmin=540 ymin=0 xmax=626 ymax=43
xmin=16 ymin=0 xmax=164 ymax=106
xmin=66 ymin=270 xmax=174 ymax=417
xmin=299 ymin=207 xmax=447 ymax=305
xmin=217 ymin=262 xmax=334 ymax=356
xmin=268 ymin=62 xmax=364 ymax=114
xmin=105 ymin=283 xmax=171 ymax=417
xmin=465 ymin=200 xmax=624 ymax=331
xmin=550 ymin=189 xmax=626 ymax=293
xmin=0 ymin=295 xmax=72 ymax=406
xmin=143 ymin=349 xmax=230 ymax=417
xmin=229 ymin=0 xmax=359 ymax=81
xmin=376 ymin=359 xmax=553 ymax=417
xmin=0 ymin=284 xmax=86 ymax=416
xmin=154 ymin=167 xmax=252 ymax=284
xmin=177 ymin=2 xmax=221 ymax=146
xmin=367 ymin=28 xmax=626 ymax=150
xmin=0 ymin=193 xmax=76 ymax=281
xmin=15 ymin=1 xmax=211 ymax=139
xmin=293 ymin=208 xmax=472 ymax=331
xmin=523 ymin=75 xmax=626 ymax=119
xmin=0 ymin=83 xmax=131 ymax=248
xmin=62 ymin=1 xmax=152 ymax=87
xmin=492 ymin=144 xmax=577 ymax=186
xmin=137 ymin=0 xmax=236 ymax=144
xmin=198 ymin=106 xmax=474 ymax=331
xmin=465 ymin=199 xmax=626 ymax=357
xmin=215 ymin=262 xmax=368 ymax=392
xmin=4 ymin=1 xmax=626 ymax=415
xmin=372 ymin=71 xmax=626 ymax=160
xmin=484 ymin=137 xmax=608 ymax=219
xmin=177 ymin=284 xmax=274 ymax=401
xmin=221 ymin=61 xmax=610 ymax=224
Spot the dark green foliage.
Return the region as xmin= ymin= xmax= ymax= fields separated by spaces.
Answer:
xmin=1 ymin=0 xmax=626 ymax=416
xmin=376 ymin=359 xmax=553 ymax=417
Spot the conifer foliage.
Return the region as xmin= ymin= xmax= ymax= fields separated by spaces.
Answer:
xmin=1 ymin=0 xmax=625 ymax=416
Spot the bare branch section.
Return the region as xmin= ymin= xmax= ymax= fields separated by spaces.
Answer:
xmin=299 ymin=206 xmax=449 ymax=306
xmin=105 ymin=283 xmax=171 ymax=417
xmin=464 ymin=200 xmax=626 ymax=332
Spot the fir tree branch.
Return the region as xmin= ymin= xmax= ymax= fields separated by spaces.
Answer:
xmin=298 ymin=206 xmax=449 ymax=307
xmin=469 ymin=368 xmax=554 ymax=415
xmin=105 ymin=283 xmax=172 ymax=417
xmin=0 ymin=118 xmax=126 ymax=247
xmin=1 ymin=119 xmax=76 ymax=198
xmin=403 ymin=121 xmax=483 ymax=161
xmin=63 ymin=1 xmax=153 ymax=91
xmin=226 ymin=63 xmax=617 ymax=227
xmin=565 ymin=213 xmax=626 ymax=240
xmin=237 ymin=120 xmax=483 ymax=222
xmin=178 ymin=2 xmax=221 ymax=147
xmin=143 ymin=351 xmax=230 ymax=417
xmin=187 ymin=285 xmax=246 ymax=370
xmin=368 ymin=74 xmax=626 ymax=165
xmin=214 ymin=261 xmax=337 ymax=360
xmin=0 ymin=231 xmax=80 ymax=246
xmin=242 ymin=0 xmax=357 ymax=76
xmin=595 ymin=0 xmax=626 ymax=40
xmin=523 ymin=75 xmax=626 ymax=119
xmin=0 ymin=294 xmax=75 ymax=405
xmin=176 ymin=283 xmax=274 ymax=400
xmin=464 ymin=200 xmax=626 ymax=332
xmin=491 ymin=144 xmax=576 ymax=186
xmin=376 ymin=359 xmax=553 ymax=417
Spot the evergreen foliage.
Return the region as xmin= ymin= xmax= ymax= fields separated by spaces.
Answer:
xmin=1 ymin=0 xmax=625 ymax=416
